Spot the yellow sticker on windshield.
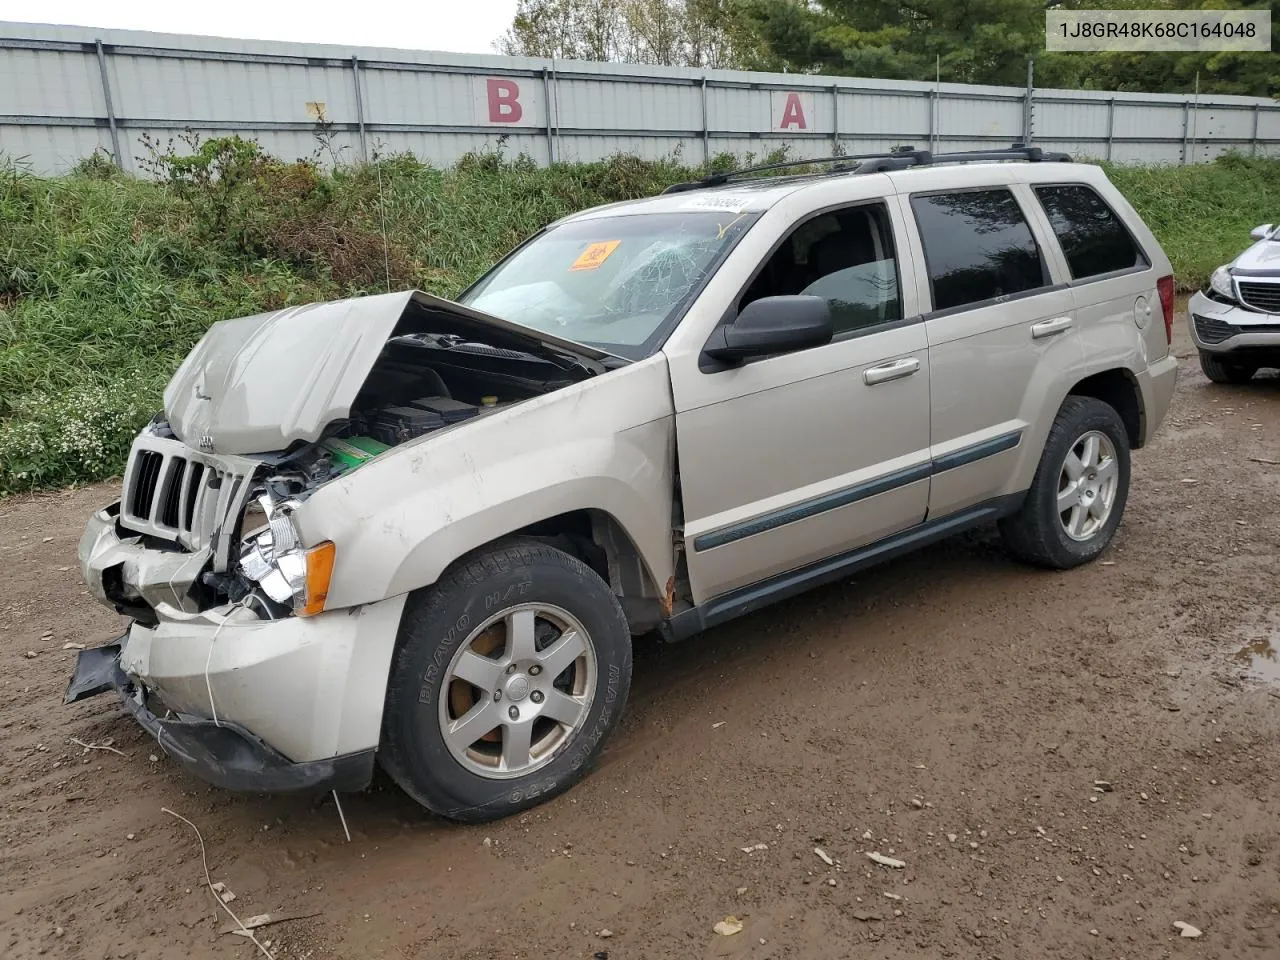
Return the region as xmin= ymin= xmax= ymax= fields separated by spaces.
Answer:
xmin=570 ymin=240 xmax=620 ymax=271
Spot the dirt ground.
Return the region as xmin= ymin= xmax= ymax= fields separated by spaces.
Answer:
xmin=4 ymin=315 xmax=1280 ymax=960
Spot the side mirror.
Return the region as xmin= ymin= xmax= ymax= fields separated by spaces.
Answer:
xmin=1251 ymin=224 xmax=1274 ymax=241
xmin=703 ymin=295 xmax=834 ymax=365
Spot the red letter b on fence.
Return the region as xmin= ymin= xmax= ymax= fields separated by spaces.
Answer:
xmin=487 ymin=79 xmax=523 ymax=123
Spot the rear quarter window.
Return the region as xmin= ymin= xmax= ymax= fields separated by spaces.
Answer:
xmin=1033 ymin=184 xmax=1149 ymax=280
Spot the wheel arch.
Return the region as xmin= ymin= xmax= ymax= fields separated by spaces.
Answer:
xmin=490 ymin=509 xmax=672 ymax=635
xmin=1066 ymin=367 xmax=1145 ymax=449
xmin=401 ymin=507 xmax=671 ymax=638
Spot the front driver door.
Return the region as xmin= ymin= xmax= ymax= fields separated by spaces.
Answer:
xmin=665 ymin=196 xmax=933 ymax=605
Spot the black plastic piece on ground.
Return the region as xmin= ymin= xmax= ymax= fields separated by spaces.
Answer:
xmin=64 ymin=641 xmax=375 ymax=794
xmin=65 ymin=640 xmax=128 ymax=704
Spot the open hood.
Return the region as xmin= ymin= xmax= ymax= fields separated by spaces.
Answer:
xmin=164 ymin=290 xmax=618 ymax=456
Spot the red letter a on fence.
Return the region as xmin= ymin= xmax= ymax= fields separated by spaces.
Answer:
xmin=780 ymin=93 xmax=807 ymax=130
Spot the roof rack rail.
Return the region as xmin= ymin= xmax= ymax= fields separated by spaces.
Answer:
xmin=660 ymin=143 xmax=1072 ymax=194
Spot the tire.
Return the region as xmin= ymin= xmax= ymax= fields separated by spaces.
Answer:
xmin=379 ymin=539 xmax=631 ymax=822
xmin=998 ymin=396 xmax=1131 ymax=570
xmin=1199 ymin=352 xmax=1257 ymax=384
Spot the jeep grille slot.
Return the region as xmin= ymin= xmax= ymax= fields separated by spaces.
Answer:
xmin=1238 ymin=281 xmax=1280 ymax=315
xmin=158 ymin=458 xmax=185 ymax=528
xmin=130 ymin=450 xmax=164 ymax=519
xmin=181 ymin=462 xmax=205 ymax=533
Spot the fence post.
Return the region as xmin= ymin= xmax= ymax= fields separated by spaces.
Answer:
xmin=94 ymin=39 xmax=123 ymax=168
xmin=1251 ymin=103 xmax=1260 ymax=157
xmin=1181 ymin=100 xmax=1190 ymax=164
xmin=701 ymin=75 xmax=710 ymax=164
xmin=541 ymin=67 xmax=555 ymax=164
xmin=1190 ymin=71 xmax=1200 ymax=162
xmin=1023 ymin=58 xmax=1035 ymax=143
xmin=928 ymin=90 xmax=937 ymax=153
xmin=831 ymin=84 xmax=839 ymax=153
xmin=1105 ymin=97 xmax=1116 ymax=162
xmin=351 ymin=56 xmax=368 ymax=162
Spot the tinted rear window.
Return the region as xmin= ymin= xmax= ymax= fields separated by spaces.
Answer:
xmin=911 ymin=189 xmax=1050 ymax=312
xmin=1034 ymin=184 xmax=1148 ymax=280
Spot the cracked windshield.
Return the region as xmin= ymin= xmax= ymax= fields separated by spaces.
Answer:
xmin=462 ymin=211 xmax=756 ymax=357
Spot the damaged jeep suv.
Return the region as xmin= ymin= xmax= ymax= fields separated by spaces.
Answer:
xmin=69 ymin=147 xmax=1179 ymax=821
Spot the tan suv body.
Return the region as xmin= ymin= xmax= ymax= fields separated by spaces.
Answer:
xmin=68 ymin=151 xmax=1177 ymax=820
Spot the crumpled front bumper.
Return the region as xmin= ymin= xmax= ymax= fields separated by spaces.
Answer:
xmin=73 ymin=499 xmax=408 ymax=793
xmin=66 ymin=642 xmax=375 ymax=793
xmin=79 ymin=503 xmax=211 ymax=616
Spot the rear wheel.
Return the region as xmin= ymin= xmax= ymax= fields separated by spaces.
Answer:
xmin=1199 ymin=351 xmax=1257 ymax=384
xmin=999 ymin=396 xmax=1131 ymax=570
xmin=379 ymin=540 xmax=631 ymax=822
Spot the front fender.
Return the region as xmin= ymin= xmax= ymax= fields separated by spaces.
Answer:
xmin=293 ymin=357 xmax=677 ymax=610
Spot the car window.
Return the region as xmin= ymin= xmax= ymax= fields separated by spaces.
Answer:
xmin=739 ymin=203 xmax=902 ymax=337
xmin=461 ymin=211 xmax=757 ymax=360
xmin=911 ymin=189 xmax=1050 ymax=313
xmin=1034 ymin=184 xmax=1148 ymax=280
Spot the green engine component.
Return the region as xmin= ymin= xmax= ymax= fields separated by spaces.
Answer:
xmin=321 ymin=436 xmax=390 ymax=471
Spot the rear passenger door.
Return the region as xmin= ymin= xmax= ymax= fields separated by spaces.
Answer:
xmin=1031 ymin=182 xmax=1158 ymax=371
xmin=897 ymin=181 xmax=1082 ymax=519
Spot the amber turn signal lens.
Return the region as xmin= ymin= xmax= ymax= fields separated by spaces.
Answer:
xmin=298 ymin=541 xmax=336 ymax=617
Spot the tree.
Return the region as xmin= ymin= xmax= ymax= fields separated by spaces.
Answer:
xmin=733 ymin=0 xmax=1278 ymax=96
xmin=497 ymin=0 xmax=749 ymax=68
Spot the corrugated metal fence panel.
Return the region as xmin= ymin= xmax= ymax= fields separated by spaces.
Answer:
xmin=2 ymin=20 xmax=1277 ymax=176
xmin=845 ymin=91 xmax=931 ymax=141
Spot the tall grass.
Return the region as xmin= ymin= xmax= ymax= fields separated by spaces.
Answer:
xmin=1104 ymin=153 xmax=1280 ymax=289
xmin=1 ymin=143 xmax=1277 ymax=494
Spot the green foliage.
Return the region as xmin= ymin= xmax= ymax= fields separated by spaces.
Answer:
xmin=733 ymin=0 xmax=1279 ymax=96
xmin=499 ymin=0 xmax=749 ymax=68
xmin=1103 ymin=152 xmax=1280 ymax=288
xmin=1 ymin=139 xmax=1278 ymax=494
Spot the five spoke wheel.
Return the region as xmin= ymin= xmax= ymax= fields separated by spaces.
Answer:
xmin=439 ymin=603 xmax=596 ymax=779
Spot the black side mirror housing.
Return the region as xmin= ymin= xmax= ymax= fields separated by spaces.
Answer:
xmin=702 ymin=295 xmax=834 ymax=366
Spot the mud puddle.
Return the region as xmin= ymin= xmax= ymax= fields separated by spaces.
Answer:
xmin=1234 ymin=635 xmax=1280 ymax=686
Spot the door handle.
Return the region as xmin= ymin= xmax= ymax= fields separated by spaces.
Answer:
xmin=863 ymin=357 xmax=920 ymax=385
xmin=1031 ymin=316 xmax=1073 ymax=339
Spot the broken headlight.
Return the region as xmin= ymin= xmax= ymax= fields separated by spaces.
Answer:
xmin=238 ymin=496 xmax=335 ymax=616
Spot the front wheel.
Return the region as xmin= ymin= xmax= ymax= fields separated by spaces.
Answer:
xmin=999 ymin=396 xmax=1131 ymax=570
xmin=1199 ymin=352 xmax=1257 ymax=384
xmin=379 ymin=540 xmax=631 ymax=822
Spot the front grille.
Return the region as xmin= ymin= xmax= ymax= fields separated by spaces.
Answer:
xmin=1194 ymin=313 xmax=1280 ymax=344
xmin=1239 ymin=281 xmax=1280 ymax=314
xmin=117 ymin=435 xmax=256 ymax=571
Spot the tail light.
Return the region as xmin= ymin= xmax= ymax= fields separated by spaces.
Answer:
xmin=1157 ymin=274 xmax=1175 ymax=344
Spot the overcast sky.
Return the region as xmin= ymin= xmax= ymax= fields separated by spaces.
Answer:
xmin=3 ymin=0 xmax=521 ymax=53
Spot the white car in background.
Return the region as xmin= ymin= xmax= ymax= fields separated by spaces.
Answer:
xmin=1188 ymin=223 xmax=1280 ymax=383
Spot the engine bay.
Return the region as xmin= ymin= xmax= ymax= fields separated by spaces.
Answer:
xmin=248 ymin=329 xmax=589 ymax=503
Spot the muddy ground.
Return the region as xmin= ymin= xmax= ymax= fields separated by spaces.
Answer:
xmin=3 ymin=316 xmax=1280 ymax=960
